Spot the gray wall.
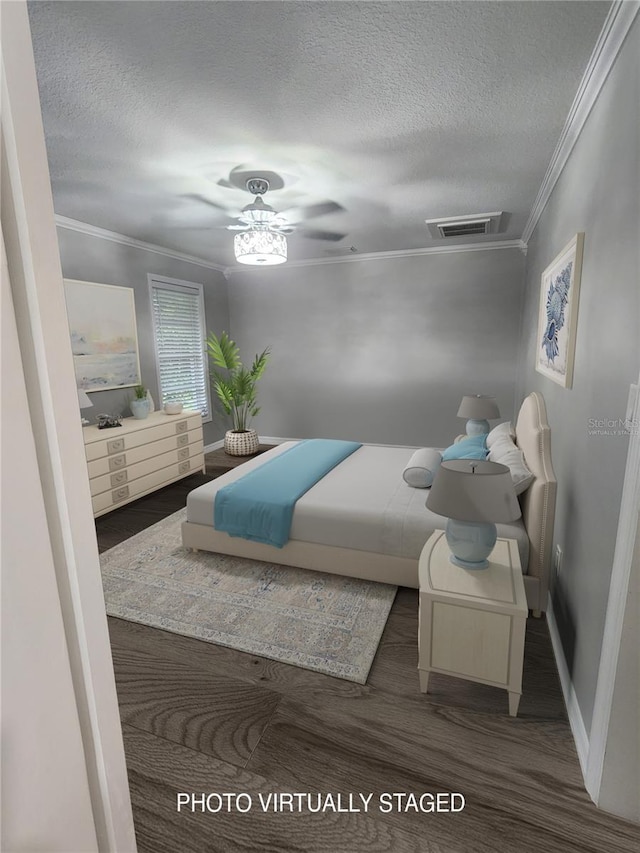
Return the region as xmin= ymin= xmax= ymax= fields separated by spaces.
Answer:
xmin=515 ymin=19 xmax=640 ymax=732
xmin=227 ymin=248 xmax=525 ymax=447
xmin=57 ymin=227 xmax=230 ymax=445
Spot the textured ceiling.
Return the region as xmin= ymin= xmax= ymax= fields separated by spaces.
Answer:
xmin=28 ymin=1 xmax=610 ymax=267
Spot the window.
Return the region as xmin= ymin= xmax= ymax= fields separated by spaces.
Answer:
xmin=149 ymin=276 xmax=210 ymax=421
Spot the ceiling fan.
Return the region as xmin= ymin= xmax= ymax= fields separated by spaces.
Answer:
xmin=190 ymin=177 xmax=347 ymax=241
xmin=225 ymin=177 xmax=295 ymax=236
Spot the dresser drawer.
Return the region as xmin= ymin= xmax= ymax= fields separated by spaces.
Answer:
xmin=84 ymin=413 xmax=201 ymax=462
xmin=91 ymin=451 xmax=205 ymax=515
xmin=84 ymin=410 xmax=205 ymax=517
xmin=89 ymin=440 xmax=204 ymax=497
xmin=87 ymin=431 xmax=202 ymax=478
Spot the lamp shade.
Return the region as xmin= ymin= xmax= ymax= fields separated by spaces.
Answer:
xmin=234 ymin=230 xmax=287 ymax=265
xmin=426 ymin=460 xmax=521 ymax=523
xmin=77 ymin=388 xmax=93 ymax=410
xmin=457 ymin=395 xmax=500 ymax=421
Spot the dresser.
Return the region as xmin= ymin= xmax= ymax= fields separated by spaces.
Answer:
xmin=83 ymin=411 xmax=205 ymax=517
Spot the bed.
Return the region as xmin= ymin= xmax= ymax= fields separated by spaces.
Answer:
xmin=182 ymin=392 xmax=557 ymax=613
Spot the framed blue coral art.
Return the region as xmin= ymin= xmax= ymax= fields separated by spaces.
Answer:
xmin=535 ymin=233 xmax=584 ymax=388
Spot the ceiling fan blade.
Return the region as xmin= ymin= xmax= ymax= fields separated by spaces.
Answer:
xmin=281 ymin=200 xmax=345 ymax=223
xmin=184 ymin=193 xmax=239 ymax=216
xmin=171 ymin=224 xmax=246 ymax=231
xmin=299 ymin=228 xmax=347 ymax=242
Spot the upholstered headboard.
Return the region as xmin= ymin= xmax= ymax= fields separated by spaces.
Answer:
xmin=514 ymin=392 xmax=557 ymax=609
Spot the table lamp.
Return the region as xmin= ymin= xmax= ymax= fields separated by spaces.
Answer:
xmin=457 ymin=394 xmax=500 ymax=436
xmin=77 ymin=388 xmax=94 ymax=425
xmin=426 ymin=459 xmax=520 ymax=569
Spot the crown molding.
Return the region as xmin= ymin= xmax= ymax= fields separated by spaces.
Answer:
xmin=54 ymin=215 xmax=523 ymax=278
xmin=224 ymin=239 xmax=526 ymax=276
xmin=54 ymin=215 xmax=226 ymax=272
xmin=522 ymin=1 xmax=639 ymax=245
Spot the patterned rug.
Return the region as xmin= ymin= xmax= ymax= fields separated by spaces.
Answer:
xmin=100 ymin=509 xmax=397 ymax=684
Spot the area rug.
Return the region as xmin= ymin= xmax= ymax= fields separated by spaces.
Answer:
xmin=100 ymin=509 xmax=397 ymax=684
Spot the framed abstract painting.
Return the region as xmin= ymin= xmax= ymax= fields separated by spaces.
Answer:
xmin=535 ymin=233 xmax=584 ymax=389
xmin=64 ymin=279 xmax=141 ymax=391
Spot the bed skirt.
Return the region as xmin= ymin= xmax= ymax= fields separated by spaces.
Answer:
xmin=180 ymin=520 xmax=544 ymax=611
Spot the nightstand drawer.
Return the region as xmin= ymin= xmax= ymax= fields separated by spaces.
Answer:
xmin=430 ymin=602 xmax=512 ymax=685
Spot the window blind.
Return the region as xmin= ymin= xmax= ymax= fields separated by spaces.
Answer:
xmin=150 ymin=280 xmax=210 ymax=418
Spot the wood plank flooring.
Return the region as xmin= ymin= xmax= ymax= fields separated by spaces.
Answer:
xmin=98 ymin=465 xmax=640 ymax=853
xmin=205 ymin=444 xmax=277 ymax=477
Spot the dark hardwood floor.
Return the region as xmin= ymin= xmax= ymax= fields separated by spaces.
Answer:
xmin=205 ymin=443 xmax=277 ymax=476
xmin=98 ymin=462 xmax=640 ymax=853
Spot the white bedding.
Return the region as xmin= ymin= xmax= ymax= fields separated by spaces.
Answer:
xmin=186 ymin=442 xmax=530 ymax=571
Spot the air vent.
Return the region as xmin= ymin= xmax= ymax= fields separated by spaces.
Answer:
xmin=425 ymin=212 xmax=503 ymax=239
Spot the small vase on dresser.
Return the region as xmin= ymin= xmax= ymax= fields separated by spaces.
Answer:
xmin=130 ymin=398 xmax=150 ymax=419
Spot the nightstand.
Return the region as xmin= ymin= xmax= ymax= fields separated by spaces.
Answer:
xmin=418 ymin=530 xmax=528 ymax=716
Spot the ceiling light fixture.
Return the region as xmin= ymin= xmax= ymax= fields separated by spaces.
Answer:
xmin=232 ymin=177 xmax=287 ymax=265
xmin=234 ymin=229 xmax=287 ymax=265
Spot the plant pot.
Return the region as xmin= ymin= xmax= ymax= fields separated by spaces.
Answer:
xmin=224 ymin=428 xmax=259 ymax=456
xmin=130 ymin=398 xmax=150 ymax=419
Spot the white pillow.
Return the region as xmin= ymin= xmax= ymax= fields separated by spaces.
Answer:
xmin=486 ymin=421 xmax=516 ymax=449
xmin=488 ymin=435 xmax=534 ymax=495
xmin=403 ymin=448 xmax=442 ymax=489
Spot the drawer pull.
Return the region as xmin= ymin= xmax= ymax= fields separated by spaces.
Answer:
xmin=110 ymin=470 xmax=128 ymax=487
xmin=175 ymin=420 xmax=188 ymax=434
xmin=176 ymin=434 xmax=189 ymax=447
xmin=107 ymin=438 xmax=125 ymax=455
xmin=178 ymin=447 xmax=190 ymax=461
xmin=178 ymin=461 xmax=190 ymax=474
xmin=108 ymin=454 xmax=127 ymax=471
xmin=112 ymin=485 xmax=130 ymax=503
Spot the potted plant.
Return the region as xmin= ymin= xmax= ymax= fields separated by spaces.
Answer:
xmin=130 ymin=384 xmax=150 ymax=419
xmin=207 ymin=331 xmax=270 ymax=456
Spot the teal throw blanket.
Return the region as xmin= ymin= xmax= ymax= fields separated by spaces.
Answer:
xmin=214 ymin=439 xmax=362 ymax=548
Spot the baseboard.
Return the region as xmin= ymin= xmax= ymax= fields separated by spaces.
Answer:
xmin=546 ymin=592 xmax=591 ymax=781
xmin=257 ymin=435 xmax=298 ymax=445
xmin=203 ymin=439 xmax=224 ymax=453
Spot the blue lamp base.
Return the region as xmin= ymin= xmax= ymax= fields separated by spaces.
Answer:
xmin=445 ymin=518 xmax=497 ymax=570
xmin=465 ymin=418 xmax=490 ymax=436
